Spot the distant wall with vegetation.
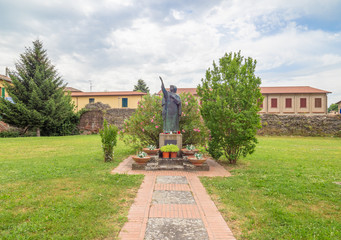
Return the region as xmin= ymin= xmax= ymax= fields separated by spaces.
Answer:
xmin=79 ymin=108 xmax=136 ymax=134
xmin=259 ymin=114 xmax=341 ymax=137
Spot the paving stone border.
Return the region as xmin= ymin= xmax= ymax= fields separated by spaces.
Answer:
xmin=116 ymin=157 xmax=236 ymax=240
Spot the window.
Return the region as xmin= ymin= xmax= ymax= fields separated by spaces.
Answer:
xmin=315 ymin=98 xmax=322 ymax=108
xmin=122 ymin=98 xmax=128 ymax=107
xmin=1 ymin=87 xmax=5 ymax=98
xmin=271 ymin=98 xmax=277 ymax=108
xmin=285 ymin=98 xmax=292 ymax=108
xmin=300 ymin=98 xmax=307 ymax=108
xmin=89 ymin=98 xmax=95 ymax=103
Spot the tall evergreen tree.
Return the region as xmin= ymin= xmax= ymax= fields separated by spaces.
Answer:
xmin=133 ymin=79 xmax=150 ymax=93
xmin=0 ymin=40 xmax=75 ymax=136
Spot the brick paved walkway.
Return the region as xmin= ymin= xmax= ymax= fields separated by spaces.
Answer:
xmin=113 ymin=157 xmax=236 ymax=240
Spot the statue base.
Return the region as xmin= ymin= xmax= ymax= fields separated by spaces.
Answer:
xmin=159 ymin=133 xmax=182 ymax=157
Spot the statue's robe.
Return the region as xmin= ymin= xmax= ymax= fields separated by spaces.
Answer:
xmin=161 ymin=87 xmax=181 ymax=132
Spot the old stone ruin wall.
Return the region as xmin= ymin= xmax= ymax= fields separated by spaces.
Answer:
xmin=78 ymin=103 xmax=136 ymax=134
xmin=259 ymin=114 xmax=341 ymax=137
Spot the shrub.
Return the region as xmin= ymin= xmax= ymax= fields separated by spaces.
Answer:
xmin=99 ymin=120 xmax=118 ymax=162
xmin=198 ymin=51 xmax=263 ymax=164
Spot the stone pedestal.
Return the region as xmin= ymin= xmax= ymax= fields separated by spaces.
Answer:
xmin=159 ymin=133 xmax=182 ymax=150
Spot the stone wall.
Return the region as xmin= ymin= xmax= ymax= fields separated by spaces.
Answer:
xmin=0 ymin=121 xmax=10 ymax=132
xmin=259 ymin=114 xmax=341 ymax=137
xmin=78 ymin=108 xmax=136 ymax=134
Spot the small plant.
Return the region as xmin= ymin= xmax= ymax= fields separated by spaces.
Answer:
xmin=160 ymin=144 xmax=179 ymax=152
xmin=147 ymin=145 xmax=156 ymax=150
xmin=195 ymin=153 xmax=203 ymax=159
xmin=99 ymin=120 xmax=118 ymax=162
xmin=186 ymin=145 xmax=196 ymax=151
xmin=160 ymin=144 xmax=171 ymax=152
xmin=168 ymin=144 xmax=179 ymax=152
xmin=137 ymin=151 xmax=148 ymax=158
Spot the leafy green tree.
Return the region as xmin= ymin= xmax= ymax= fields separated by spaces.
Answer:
xmin=197 ymin=51 xmax=263 ymax=164
xmin=133 ymin=79 xmax=150 ymax=93
xmin=0 ymin=40 xmax=75 ymax=136
xmin=99 ymin=120 xmax=118 ymax=162
xmin=328 ymin=103 xmax=338 ymax=113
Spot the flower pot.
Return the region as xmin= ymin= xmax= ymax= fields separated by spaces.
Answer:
xmin=170 ymin=152 xmax=177 ymax=158
xmin=132 ymin=156 xmax=151 ymax=165
xmin=162 ymin=152 xmax=170 ymax=159
xmin=188 ymin=157 xmax=207 ymax=166
xmin=181 ymin=148 xmax=199 ymax=158
xmin=142 ymin=148 xmax=159 ymax=156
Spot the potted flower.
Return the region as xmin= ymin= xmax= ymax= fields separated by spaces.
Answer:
xmin=168 ymin=144 xmax=180 ymax=158
xmin=181 ymin=144 xmax=199 ymax=157
xmin=188 ymin=153 xmax=207 ymax=166
xmin=160 ymin=144 xmax=179 ymax=158
xmin=132 ymin=151 xmax=151 ymax=165
xmin=142 ymin=145 xmax=159 ymax=156
xmin=160 ymin=145 xmax=171 ymax=158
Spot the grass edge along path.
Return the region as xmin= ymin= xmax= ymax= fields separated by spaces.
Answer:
xmin=201 ymin=136 xmax=341 ymax=240
xmin=0 ymin=135 xmax=144 ymax=240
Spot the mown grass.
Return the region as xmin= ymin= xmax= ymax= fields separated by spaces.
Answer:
xmin=0 ymin=135 xmax=143 ymax=239
xmin=201 ymin=136 xmax=341 ymax=240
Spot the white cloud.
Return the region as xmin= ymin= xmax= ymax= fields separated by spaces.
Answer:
xmin=0 ymin=0 xmax=340 ymax=105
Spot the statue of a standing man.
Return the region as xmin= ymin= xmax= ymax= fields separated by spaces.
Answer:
xmin=160 ymin=76 xmax=181 ymax=133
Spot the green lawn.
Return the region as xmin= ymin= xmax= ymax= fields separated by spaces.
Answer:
xmin=201 ymin=136 xmax=341 ymax=240
xmin=0 ymin=135 xmax=143 ymax=240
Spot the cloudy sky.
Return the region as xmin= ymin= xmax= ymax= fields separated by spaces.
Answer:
xmin=0 ymin=0 xmax=340 ymax=104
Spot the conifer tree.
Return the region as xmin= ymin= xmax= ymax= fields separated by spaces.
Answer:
xmin=133 ymin=79 xmax=150 ymax=93
xmin=0 ymin=40 xmax=75 ymax=136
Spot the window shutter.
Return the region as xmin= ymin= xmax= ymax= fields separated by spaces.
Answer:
xmin=300 ymin=98 xmax=307 ymax=108
xmin=285 ymin=98 xmax=292 ymax=108
xmin=315 ymin=98 xmax=322 ymax=108
xmin=122 ymin=98 xmax=128 ymax=107
xmin=271 ymin=98 xmax=277 ymax=108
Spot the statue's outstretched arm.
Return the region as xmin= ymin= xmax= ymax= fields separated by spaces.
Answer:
xmin=160 ymin=76 xmax=168 ymax=97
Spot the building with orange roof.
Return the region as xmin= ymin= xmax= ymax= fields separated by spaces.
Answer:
xmin=66 ymin=88 xmax=147 ymax=111
xmin=159 ymin=86 xmax=331 ymax=115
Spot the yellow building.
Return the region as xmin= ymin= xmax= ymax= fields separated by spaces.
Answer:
xmin=66 ymin=88 xmax=147 ymax=111
xmin=0 ymin=74 xmax=12 ymax=98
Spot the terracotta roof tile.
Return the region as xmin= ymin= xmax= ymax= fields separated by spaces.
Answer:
xmin=158 ymin=86 xmax=331 ymax=95
xmin=71 ymin=91 xmax=147 ymax=97
xmin=0 ymin=74 xmax=11 ymax=82
xmin=260 ymin=86 xmax=331 ymax=94
xmin=157 ymin=88 xmax=198 ymax=95
xmin=65 ymin=87 xmax=82 ymax=92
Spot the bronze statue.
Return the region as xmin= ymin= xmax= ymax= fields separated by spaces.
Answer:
xmin=160 ymin=76 xmax=181 ymax=132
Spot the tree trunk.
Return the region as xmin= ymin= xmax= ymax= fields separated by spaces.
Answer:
xmin=36 ymin=127 xmax=40 ymax=137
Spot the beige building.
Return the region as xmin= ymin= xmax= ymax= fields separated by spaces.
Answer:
xmin=161 ymin=86 xmax=331 ymax=115
xmin=66 ymin=87 xmax=147 ymax=111
xmin=337 ymin=100 xmax=341 ymax=114
xmin=260 ymin=86 xmax=330 ymax=115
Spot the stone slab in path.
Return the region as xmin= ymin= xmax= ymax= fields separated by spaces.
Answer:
xmin=152 ymin=190 xmax=195 ymax=204
xmin=144 ymin=218 xmax=209 ymax=240
xmin=156 ymin=176 xmax=188 ymax=184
